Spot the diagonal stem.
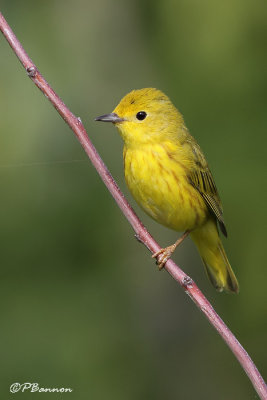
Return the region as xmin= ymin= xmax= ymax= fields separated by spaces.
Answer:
xmin=0 ymin=11 xmax=266 ymax=400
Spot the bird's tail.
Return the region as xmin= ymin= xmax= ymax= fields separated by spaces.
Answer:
xmin=190 ymin=219 xmax=239 ymax=293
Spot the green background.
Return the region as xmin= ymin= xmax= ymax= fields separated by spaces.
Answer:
xmin=0 ymin=1 xmax=266 ymax=399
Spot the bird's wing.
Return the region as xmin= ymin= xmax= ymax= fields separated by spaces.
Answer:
xmin=185 ymin=138 xmax=227 ymax=237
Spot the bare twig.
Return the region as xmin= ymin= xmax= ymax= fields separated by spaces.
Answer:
xmin=0 ymin=11 xmax=266 ymax=399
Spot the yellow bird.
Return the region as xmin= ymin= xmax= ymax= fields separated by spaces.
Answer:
xmin=95 ymin=88 xmax=239 ymax=293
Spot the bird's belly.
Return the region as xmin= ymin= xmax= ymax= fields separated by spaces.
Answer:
xmin=124 ymin=149 xmax=208 ymax=232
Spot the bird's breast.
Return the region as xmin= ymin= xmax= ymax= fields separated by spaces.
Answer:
xmin=123 ymin=145 xmax=208 ymax=232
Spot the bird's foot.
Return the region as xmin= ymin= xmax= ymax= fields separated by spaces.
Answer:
xmin=152 ymin=230 xmax=191 ymax=270
xmin=152 ymin=244 xmax=176 ymax=270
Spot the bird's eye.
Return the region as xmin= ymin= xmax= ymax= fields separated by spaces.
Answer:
xmin=136 ymin=111 xmax=147 ymax=121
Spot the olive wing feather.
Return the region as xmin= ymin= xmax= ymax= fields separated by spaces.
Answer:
xmin=186 ymin=140 xmax=227 ymax=237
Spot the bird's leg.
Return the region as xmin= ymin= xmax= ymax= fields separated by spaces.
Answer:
xmin=152 ymin=230 xmax=191 ymax=270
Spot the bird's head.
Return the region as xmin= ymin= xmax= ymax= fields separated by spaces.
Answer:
xmin=95 ymin=88 xmax=185 ymax=147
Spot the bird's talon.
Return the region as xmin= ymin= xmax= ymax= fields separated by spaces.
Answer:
xmin=152 ymin=247 xmax=173 ymax=270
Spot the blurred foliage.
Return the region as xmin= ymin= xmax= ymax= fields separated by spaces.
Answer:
xmin=0 ymin=0 xmax=266 ymax=399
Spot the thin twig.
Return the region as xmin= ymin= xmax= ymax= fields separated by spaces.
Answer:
xmin=0 ymin=11 xmax=266 ymax=399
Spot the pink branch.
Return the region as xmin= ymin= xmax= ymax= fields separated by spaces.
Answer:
xmin=0 ymin=11 xmax=266 ymax=399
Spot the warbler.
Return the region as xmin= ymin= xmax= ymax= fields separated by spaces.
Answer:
xmin=95 ymin=88 xmax=239 ymax=293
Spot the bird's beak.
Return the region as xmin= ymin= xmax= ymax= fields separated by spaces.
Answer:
xmin=95 ymin=112 xmax=124 ymax=123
